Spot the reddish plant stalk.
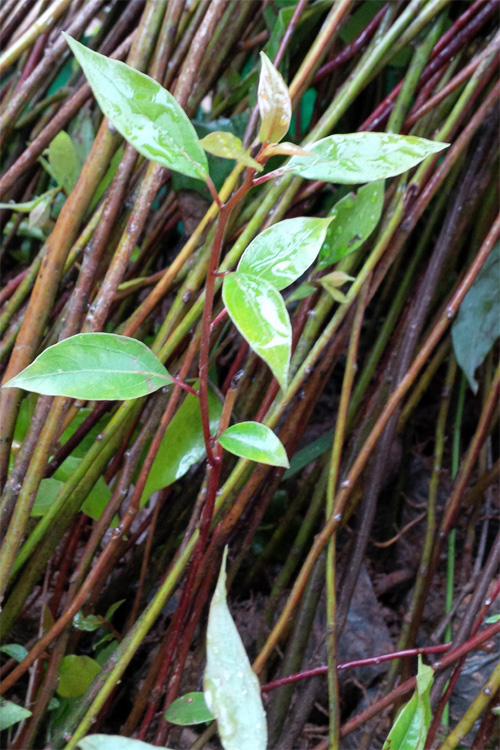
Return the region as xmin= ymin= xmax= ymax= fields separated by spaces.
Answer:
xmin=261 ymin=643 xmax=453 ymax=692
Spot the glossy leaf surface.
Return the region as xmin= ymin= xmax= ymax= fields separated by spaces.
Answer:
xmin=219 ymin=422 xmax=289 ymax=467
xmin=141 ymin=386 xmax=222 ymax=505
xmin=319 ymin=180 xmax=384 ymax=267
xmin=223 ymin=273 xmax=291 ymax=390
xmin=77 ymin=737 xmax=173 ymax=750
xmin=382 ymin=657 xmax=433 ymax=750
xmin=199 ymin=131 xmax=262 ymax=170
xmin=64 ymin=35 xmax=208 ymax=181
xmin=287 ymin=133 xmax=448 ymax=184
xmin=452 ymin=242 xmax=499 ymax=393
xmin=258 ymin=51 xmax=291 ymax=143
xmin=0 ymin=701 xmax=32 ymax=731
xmin=48 ymin=131 xmax=80 ymax=193
xmin=165 ymin=692 xmax=215 ymax=725
xmin=238 ymin=217 xmax=331 ymax=290
xmin=204 ymin=548 xmax=267 ymax=750
xmin=4 ymin=333 xmax=171 ymax=400
xmin=57 ymin=655 xmax=101 ymax=698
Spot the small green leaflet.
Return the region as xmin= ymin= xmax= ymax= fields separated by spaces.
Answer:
xmin=48 ymin=131 xmax=81 ymax=193
xmin=223 ymin=272 xmax=291 ymax=390
xmin=0 ymin=188 xmax=58 ymax=213
xmin=3 ymin=333 xmax=172 ymax=400
xmin=63 ymin=34 xmax=208 ymax=182
xmin=287 ymin=133 xmax=448 ymax=184
xmin=204 ymin=548 xmax=267 ymax=750
xmin=258 ymin=52 xmax=291 ymax=144
xmin=57 ymin=655 xmax=101 ymax=698
xmin=0 ymin=700 xmax=32 ymax=731
xmin=382 ymin=657 xmax=434 ymax=750
xmin=199 ymin=131 xmax=262 ymax=171
xmin=319 ymin=181 xmax=384 ymax=267
xmin=77 ymin=736 xmax=175 ymax=750
xmin=165 ymin=692 xmax=215 ymax=725
xmin=219 ymin=422 xmax=289 ymax=467
xmin=0 ymin=643 xmax=28 ymax=662
xmin=73 ymin=611 xmax=103 ymax=631
xmin=238 ymin=216 xmax=331 ymax=290
xmin=141 ymin=386 xmax=222 ymax=505
xmin=452 ymin=242 xmax=500 ymax=393
xmin=485 ymin=614 xmax=500 ymax=624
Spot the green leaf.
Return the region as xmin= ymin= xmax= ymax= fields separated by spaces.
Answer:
xmin=287 ymin=133 xmax=448 ymax=184
xmin=0 ymin=700 xmax=32 ymax=731
xmin=382 ymin=656 xmax=434 ymax=750
xmin=204 ymin=548 xmax=267 ymax=750
xmin=238 ymin=217 xmax=331 ymax=290
xmin=57 ymin=655 xmax=101 ymax=698
xmin=258 ymin=51 xmax=291 ymax=144
xmin=73 ymin=612 xmax=102 ymax=632
xmin=0 ymin=189 xmax=57 ymax=213
xmin=48 ymin=131 xmax=81 ymax=193
xmin=63 ymin=34 xmax=208 ymax=181
xmin=485 ymin=614 xmax=500 ymax=624
xmin=223 ymin=272 xmax=291 ymax=390
xmin=452 ymin=242 xmax=500 ymax=393
xmin=219 ymin=422 xmax=289 ymax=467
xmin=141 ymin=385 xmax=222 ymax=505
xmin=283 ymin=428 xmax=334 ymax=478
xmin=286 ymin=282 xmax=317 ymax=303
xmin=0 ymin=643 xmax=28 ymax=662
xmin=319 ymin=180 xmax=384 ymax=267
xmin=31 ymin=478 xmax=63 ymax=517
xmin=77 ymin=736 xmax=175 ymax=750
xmin=3 ymin=332 xmax=172 ymax=400
xmin=31 ymin=456 xmax=115 ymax=522
xmin=165 ymin=692 xmax=215 ymax=726
xmin=105 ymin=599 xmax=125 ymax=622
xmin=199 ymin=131 xmax=262 ymax=171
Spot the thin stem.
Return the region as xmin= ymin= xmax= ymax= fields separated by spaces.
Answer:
xmin=325 ymin=280 xmax=368 ymax=749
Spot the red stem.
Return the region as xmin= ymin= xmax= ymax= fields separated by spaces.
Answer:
xmin=261 ymin=643 xmax=452 ymax=693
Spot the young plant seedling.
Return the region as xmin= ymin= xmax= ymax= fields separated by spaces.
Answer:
xmin=2 ymin=40 xmax=449 ymax=749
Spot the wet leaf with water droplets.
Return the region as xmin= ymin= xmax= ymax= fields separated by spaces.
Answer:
xmin=223 ymin=272 xmax=291 ymax=390
xmin=238 ymin=216 xmax=331 ymax=290
xmin=63 ymin=34 xmax=208 ymax=181
xmin=3 ymin=333 xmax=172 ymax=400
xmin=287 ymin=133 xmax=448 ymax=184
xmin=258 ymin=52 xmax=291 ymax=144
xmin=204 ymin=548 xmax=267 ymax=750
